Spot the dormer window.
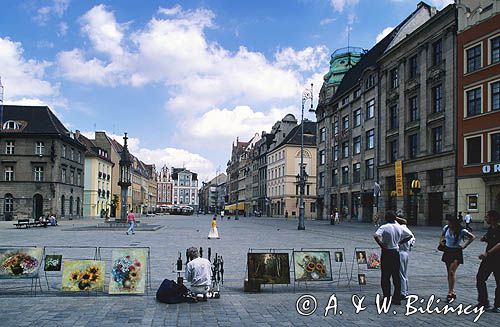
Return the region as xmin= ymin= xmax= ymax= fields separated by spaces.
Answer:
xmin=2 ymin=120 xmax=21 ymax=130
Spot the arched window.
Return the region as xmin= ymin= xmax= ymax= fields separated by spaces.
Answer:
xmin=4 ymin=194 xmax=13 ymax=212
xmin=61 ymin=195 xmax=65 ymax=216
xmin=69 ymin=196 xmax=73 ymax=215
xmin=2 ymin=120 xmax=21 ymax=130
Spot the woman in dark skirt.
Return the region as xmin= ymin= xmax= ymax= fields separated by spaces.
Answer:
xmin=439 ymin=215 xmax=475 ymax=302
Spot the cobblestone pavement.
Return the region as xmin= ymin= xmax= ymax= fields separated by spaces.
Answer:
xmin=0 ymin=214 xmax=497 ymax=326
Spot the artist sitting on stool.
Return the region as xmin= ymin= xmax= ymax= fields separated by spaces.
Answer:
xmin=185 ymin=247 xmax=212 ymax=301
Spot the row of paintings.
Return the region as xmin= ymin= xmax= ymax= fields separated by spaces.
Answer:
xmin=247 ymin=251 xmax=381 ymax=284
xmin=0 ymin=248 xmax=147 ymax=294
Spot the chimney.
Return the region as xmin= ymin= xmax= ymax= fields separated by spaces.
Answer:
xmin=75 ymin=130 xmax=81 ymax=139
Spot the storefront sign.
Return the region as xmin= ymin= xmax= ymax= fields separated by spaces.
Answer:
xmin=395 ymin=160 xmax=403 ymax=197
xmin=482 ymin=164 xmax=500 ymax=174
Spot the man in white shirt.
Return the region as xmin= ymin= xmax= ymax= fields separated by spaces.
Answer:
xmin=396 ymin=214 xmax=415 ymax=299
xmin=465 ymin=212 xmax=473 ymax=231
xmin=185 ymin=247 xmax=212 ymax=301
xmin=374 ymin=211 xmax=413 ymax=305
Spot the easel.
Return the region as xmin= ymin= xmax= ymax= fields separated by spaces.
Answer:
xmin=0 ymin=245 xmax=43 ymax=296
xmin=349 ymin=247 xmax=380 ymax=291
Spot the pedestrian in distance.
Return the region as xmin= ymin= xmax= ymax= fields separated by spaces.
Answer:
xmin=464 ymin=211 xmax=473 ymax=231
xmin=439 ymin=214 xmax=475 ymax=303
xmin=374 ymin=210 xmax=413 ymax=305
xmin=126 ymin=209 xmax=136 ymax=235
xmin=476 ymin=210 xmax=500 ymax=313
xmin=395 ymin=214 xmax=415 ymax=299
xmin=457 ymin=211 xmax=463 ymax=224
xmin=208 ymin=216 xmax=220 ymax=239
xmin=220 ymin=210 xmax=224 ymax=221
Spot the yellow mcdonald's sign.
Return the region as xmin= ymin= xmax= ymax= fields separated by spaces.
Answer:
xmin=395 ymin=160 xmax=403 ymax=197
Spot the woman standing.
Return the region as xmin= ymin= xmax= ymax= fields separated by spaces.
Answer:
xmin=439 ymin=215 xmax=475 ymax=302
xmin=126 ymin=209 xmax=136 ymax=235
xmin=208 ymin=216 xmax=220 ymax=239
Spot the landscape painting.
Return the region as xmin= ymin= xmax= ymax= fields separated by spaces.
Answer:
xmin=109 ymin=248 xmax=147 ymax=294
xmin=247 ymin=253 xmax=290 ymax=284
xmin=293 ymin=251 xmax=332 ymax=281
xmin=0 ymin=248 xmax=43 ymax=279
xmin=61 ymin=260 xmax=105 ymax=292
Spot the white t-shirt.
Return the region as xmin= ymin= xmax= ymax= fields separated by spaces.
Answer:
xmin=398 ymin=224 xmax=415 ymax=251
xmin=185 ymin=257 xmax=212 ymax=287
xmin=375 ymin=222 xmax=413 ymax=250
xmin=464 ymin=214 xmax=472 ymax=223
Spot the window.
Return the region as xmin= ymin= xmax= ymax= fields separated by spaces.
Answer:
xmin=466 ymin=45 xmax=481 ymax=73
xmin=432 ymin=126 xmax=443 ymax=154
xmin=390 ymin=68 xmax=398 ymax=89
xmin=408 ymin=134 xmax=418 ymax=159
xmin=466 ymin=87 xmax=482 ymax=117
xmin=353 ymin=109 xmax=361 ymax=127
xmin=78 ymin=152 xmax=81 ymax=163
xmin=333 ymin=120 xmax=339 ymax=135
xmin=319 ymin=150 xmax=325 ymax=165
xmin=432 ymin=84 xmax=443 ymax=113
xmin=70 ymin=148 xmax=74 ymax=161
xmin=432 ymin=39 xmax=442 ymax=65
xmin=341 ymin=166 xmax=349 ymax=185
xmin=353 ymin=136 xmax=361 ymax=154
xmin=2 ymin=120 xmax=20 ymax=130
xmin=492 ymin=36 xmax=500 ymax=64
xmin=62 ymin=145 xmax=66 ymax=158
xmin=365 ymin=158 xmax=374 ymax=180
xmin=333 ymin=144 xmax=339 ymax=161
xmin=320 ymin=127 xmax=326 ymax=142
xmin=491 ymin=132 xmax=500 ymax=161
xmin=4 ymin=194 xmax=13 ymax=213
xmin=319 ymin=172 xmax=325 ymax=187
xmin=342 ymin=96 xmax=349 ymax=106
xmin=366 ymin=99 xmax=375 ymax=119
xmin=4 ymin=166 xmax=14 ymax=181
xmin=365 ymin=74 xmax=375 ymax=89
xmin=466 ymin=136 xmax=482 ymax=164
xmin=77 ymin=172 xmax=81 ymax=186
xmin=342 ymin=115 xmax=349 ymax=130
xmin=35 ymin=142 xmax=44 ymax=155
xmin=409 ymin=55 xmax=418 ymax=78
xmin=389 ymin=105 xmax=398 ymax=129
xmin=389 ymin=140 xmax=398 ymax=163
xmin=332 ymin=169 xmax=338 ymax=186
xmin=366 ymin=129 xmax=374 ymax=149
xmin=467 ymin=194 xmax=478 ymax=211
xmin=409 ymin=96 xmax=419 ymax=122
xmin=342 ymin=141 xmax=349 ymax=158
xmin=491 ymin=81 xmax=500 ymax=112
xmin=62 ymin=169 xmax=66 ymax=183
xmin=34 ymin=166 xmax=44 ymax=182
xmin=70 ymin=171 xmax=74 ymax=184
xmin=428 ymin=169 xmax=443 ymax=186
xmin=5 ymin=141 xmax=14 ymax=155
xmin=353 ymin=163 xmax=361 ymax=183
xmin=354 ymin=89 xmax=361 ymax=98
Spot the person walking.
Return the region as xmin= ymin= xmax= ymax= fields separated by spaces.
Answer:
xmin=464 ymin=211 xmax=473 ymax=231
xmin=126 ymin=209 xmax=136 ymax=235
xmin=395 ymin=214 xmax=415 ymax=299
xmin=476 ymin=210 xmax=500 ymax=312
xmin=220 ymin=210 xmax=224 ymax=221
xmin=208 ymin=216 xmax=220 ymax=239
xmin=439 ymin=214 xmax=475 ymax=302
xmin=374 ymin=211 xmax=413 ymax=305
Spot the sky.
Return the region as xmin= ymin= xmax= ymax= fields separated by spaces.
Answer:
xmin=0 ymin=0 xmax=453 ymax=182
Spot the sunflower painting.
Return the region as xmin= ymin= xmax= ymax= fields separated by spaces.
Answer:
xmin=61 ymin=260 xmax=105 ymax=291
xmin=109 ymin=248 xmax=147 ymax=295
xmin=0 ymin=248 xmax=43 ymax=279
xmin=293 ymin=251 xmax=332 ymax=281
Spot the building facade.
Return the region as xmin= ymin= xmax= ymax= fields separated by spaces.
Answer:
xmin=456 ymin=0 xmax=500 ymax=223
xmin=378 ymin=3 xmax=456 ymax=226
xmin=157 ymin=165 xmax=173 ymax=209
xmin=1 ymin=105 xmax=85 ymax=220
xmin=172 ymin=168 xmax=199 ymax=210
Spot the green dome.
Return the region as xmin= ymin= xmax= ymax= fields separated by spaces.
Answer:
xmin=323 ymin=47 xmax=364 ymax=86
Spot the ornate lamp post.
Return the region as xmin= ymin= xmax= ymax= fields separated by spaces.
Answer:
xmin=118 ymin=133 xmax=132 ymax=222
xmin=410 ymin=179 xmax=421 ymax=225
xmin=298 ymin=83 xmax=313 ymax=230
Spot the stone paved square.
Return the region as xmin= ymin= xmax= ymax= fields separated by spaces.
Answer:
xmin=0 ymin=214 xmax=497 ymax=326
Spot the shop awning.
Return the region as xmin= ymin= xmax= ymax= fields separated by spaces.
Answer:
xmin=224 ymin=203 xmax=245 ymax=211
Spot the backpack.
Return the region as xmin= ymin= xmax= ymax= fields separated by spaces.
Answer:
xmin=156 ymin=279 xmax=188 ymax=304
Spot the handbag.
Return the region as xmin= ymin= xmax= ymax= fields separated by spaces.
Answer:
xmin=437 ymin=242 xmax=446 ymax=252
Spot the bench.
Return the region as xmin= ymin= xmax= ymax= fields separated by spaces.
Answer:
xmin=14 ymin=219 xmax=30 ymax=229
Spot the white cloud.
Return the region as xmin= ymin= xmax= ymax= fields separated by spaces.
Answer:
xmin=329 ymin=0 xmax=359 ymax=12
xmin=34 ymin=0 xmax=70 ymax=25
xmin=53 ymin=0 xmax=70 ymax=16
xmin=320 ymin=18 xmax=336 ymax=26
xmin=389 ymin=0 xmax=454 ymax=9
xmin=58 ymin=22 xmax=68 ymax=36
xmin=4 ymin=98 xmax=48 ymax=106
xmin=0 ymin=37 xmax=57 ymax=99
xmin=275 ymin=46 xmax=329 ymax=72
xmin=376 ymin=26 xmax=395 ymax=43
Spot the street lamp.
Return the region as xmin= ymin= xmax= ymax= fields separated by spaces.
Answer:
xmin=410 ymin=179 xmax=421 ymax=225
xmin=298 ymin=83 xmax=313 ymax=230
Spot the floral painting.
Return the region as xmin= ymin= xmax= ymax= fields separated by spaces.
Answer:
xmin=247 ymin=253 xmax=290 ymax=284
xmin=293 ymin=251 xmax=332 ymax=281
xmin=61 ymin=260 xmax=105 ymax=291
xmin=44 ymin=255 xmax=62 ymax=271
xmin=109 ymin=248 xmax=147 ymax=294
xmin=367 ymin=252 xmax=381 ymax=269
xmin=0 ymin=248 xmax=43 ymax=279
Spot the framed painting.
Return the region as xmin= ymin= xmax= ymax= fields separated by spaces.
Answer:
xmin=358 ymin=273 xmax=366 ymax=285
xmin=61 ymin=260 xmax=105 ymax=291
xmin=367 ymin=252 xmax=381 ymax=269
xmin=247 ymin=253 xmax=290 ymax=284
xmin=334 ymin=251 xmax=343 ymax=263
xmin=0 ymin=248 xmax=43 ymax=279
xmin=356 ymin=251 xmax=367 ymax=264
xmin=293 ymin=251 xmax=332 ymax=281
xmin=44 ymin=255 xmax=63 ymax=271
xmin=109 ymin=248 xmax=147 ymax=294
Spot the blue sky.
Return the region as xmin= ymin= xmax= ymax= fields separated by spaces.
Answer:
xmin=0 ymin=0 xmax=452 ymax=181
